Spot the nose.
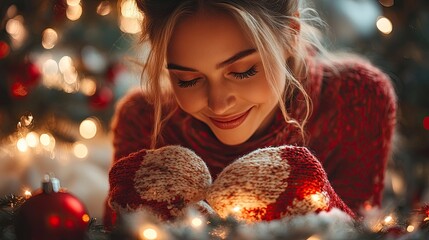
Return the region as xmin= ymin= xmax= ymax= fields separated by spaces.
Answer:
xmin=207 ymin=82 xmax=236 ymax=115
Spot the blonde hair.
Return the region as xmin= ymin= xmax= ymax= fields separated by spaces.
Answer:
xmin=136 ymin=0 xmax=332 ymax=149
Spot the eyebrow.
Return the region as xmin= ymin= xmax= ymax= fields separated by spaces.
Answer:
xmin=166 ymin=48 xmax=257 ymax=72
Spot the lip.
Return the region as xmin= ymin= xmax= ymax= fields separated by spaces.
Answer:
xmin=209 ymin=108 xmax=252 ymax=130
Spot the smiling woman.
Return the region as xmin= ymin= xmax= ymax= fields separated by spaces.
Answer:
xmin=104 ymin=0 xmax=397 ymax=230
xmin=167 ymin=10 xmax=280 ymax=146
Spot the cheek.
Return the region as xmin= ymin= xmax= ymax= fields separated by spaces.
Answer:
xmin=239 ymin=76 xmax=280 ymax=104
xmin=173 ymin=88 xmax=207 ymax=114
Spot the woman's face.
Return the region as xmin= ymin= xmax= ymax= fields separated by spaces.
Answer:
xmin=167 ymin=9 xmax=285 ymax=145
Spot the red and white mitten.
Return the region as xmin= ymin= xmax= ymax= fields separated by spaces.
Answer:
xmin=206 ymin=145 xmax=355 ymax=222
xmin=108 ymin=145 xmax=212 ymax=221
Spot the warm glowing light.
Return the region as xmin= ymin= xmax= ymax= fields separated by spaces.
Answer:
xmin=384 ymin=215 xmax=393 ymax=224
xmin=211 ymin=228 xmax=228 ymax=239
xmin=42 ymin=28 xmax=58 ymax=49
xmin=63 ymin=67 xmax=78 ymax=84
xmin=308 ymin=192 xmax=329 ymax=209
xmin=391 ymin=172 xmax=405 ymax=195
xmin=17 ymin=138 xmax=28 ymax=152
xmin=407 ymin=225 xmax=415 ymax=232
xmin=232 ymin=206 xmax=241 ymax=213
xmin=40 ymin=133 xmax=56 ymax=151
xmin=43 ymin=59 xmax=59 ymax=76
xmin=140 ymin=227 xmax=158 ymax=240
xmin=119 ymin=17 xmax=142 ymax=34
xmin=40 ymin=133 xmax=51 ymax=146
xmin=363 ymin=201 xmax=373 ymax=211
xmin=6 ymin=5 xmax=17 ymax=18
xmin=121 ymin=0 xmax=142 ymax=18
xmin=97 ymin=1 xmax=112 ymax=16
xmin=6 ymin=17 xmax=24 ymax=39
xmin=80 ymin=77 xmax=97 ymax=96
xmin=73 ymin=142 xmax=88 ymax=159
xmin=82 ymin=214 xmax=90 ymax=223
xmin=67 ymin=0 xmax=81 ymax=6
xmin=424 ymin=217 xmax=429 ymax=222
xmin=311 ymin=193 xmax=321 ymax=202
xmin=376 ymin=16 xmax=393 ymax=35
xmin=5 ymin=15 xmax=26 ymax=48
xmin=191 ymin=217 xmax=203 ymax=228
xmin=379 ymin=0 xmax=394 ymax=7
xmin=79 ymin=118 xmax=98 ymax=139
xmin=26 ymin=131 xmax=39 ymax=148
xmin=59 ymin=56 xmax=73 ymax=73
xmin=307 ymin=235 xmax=321 ymax=240
xmin=119 ymin=0 xmax=143 ymax=34
xmin=24 ymin=190 xmax=32 ymax=199
xmin=67 ymin=4 xmax=83 ymax=21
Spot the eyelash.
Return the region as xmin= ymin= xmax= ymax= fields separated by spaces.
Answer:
xmin=176 ymin=65 xmax=258 ymax=88
xmin=178 ymin=78 xmax=200 ymax=88
xmin=231 ymin=65 xmax=258 ymax=79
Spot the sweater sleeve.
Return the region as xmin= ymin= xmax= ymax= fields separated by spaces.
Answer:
xmin=103 ymin=88 xmax=154 ymax=228
xmin=110 ymin=88 xmax=154 ymax=162
xmin=311 ymin=60 xmax=397 ymax=215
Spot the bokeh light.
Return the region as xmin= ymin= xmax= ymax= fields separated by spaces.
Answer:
xmin=42 ymin=28 xmax=58 ymax=49
xmin=26 ymin=132 xmax=39 ymax=148
xmin=97 ymin=1 xmax=112 ymax=16
xmin=79 ymin=118 xmax=98 ymax=139
xmin=73 ymin=142 xmax=88 ymax=159
xmin=17 ymin=138 xmax=28 ymax=152
xmin=376 ymin=16 xmax=393 ymax=35
xmin=423 ymin=117 xmax=429 ymax=130
xmin=67 ymin=4 xmax=83 ymax=21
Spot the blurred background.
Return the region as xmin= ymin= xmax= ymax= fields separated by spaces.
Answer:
xmin=0 ymin=0 xmax=428 ymax=222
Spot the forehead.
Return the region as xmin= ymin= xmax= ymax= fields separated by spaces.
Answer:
xmin=167 ymin=8 xmax=254 ymax=66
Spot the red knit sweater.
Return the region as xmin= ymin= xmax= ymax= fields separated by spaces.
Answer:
xmin=105 ymin=57 xmax=396 ymax=225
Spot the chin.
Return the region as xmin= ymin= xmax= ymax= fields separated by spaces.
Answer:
xmin=214 ymin=131 xmax=253 ymax=146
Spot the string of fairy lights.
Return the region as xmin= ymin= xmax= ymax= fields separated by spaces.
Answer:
xmin=12 ymin=112 xmax=101 ymax=162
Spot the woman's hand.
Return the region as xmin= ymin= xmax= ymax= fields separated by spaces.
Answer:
xmin=206 ymin=145 xmax=355 ymax=222
xmin=108 ymin=145 xmax=212 ymax=221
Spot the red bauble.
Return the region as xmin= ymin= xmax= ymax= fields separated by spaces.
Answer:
xmin=9 ymin=61 xmax=41 ymax=99
xmin=106 ymin=63 xmax=124 ymax=84
xmin=15 ymin=175 xmax=90 ymax=240
xmin=89 ymin=86 xmax=113 ymax=109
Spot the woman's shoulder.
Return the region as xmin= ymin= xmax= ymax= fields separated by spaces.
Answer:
xmin=111 ymin=88 xmax=155 ymax=130
xmin=116 ymin=88 xmax=151 ymax=109
xmin=320 ymin=56 xmax=396 ymax=103
xmin=113 ymin=88 xmax=156 ymax=118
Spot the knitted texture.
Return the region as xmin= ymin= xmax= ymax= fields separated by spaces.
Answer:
xmin=207 ymin=146 xmax=355 ymax=222
xmin=105 ymin=57 xmax=397 ymax=226
xmin=108 ymin=145 xmax=212 ymax=221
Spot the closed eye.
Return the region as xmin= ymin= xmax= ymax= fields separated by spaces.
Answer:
xmin=231 ymin=65 xmax=258 ymax=79
xmin=177 ymin=78 xmax=201 ymax=88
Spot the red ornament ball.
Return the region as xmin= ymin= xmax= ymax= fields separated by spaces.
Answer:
xmin=15 ymin=176 xmax=90 ymax=240
xmin=89 ymin=86 xmax=113 ymax=109
xmin=0 ymin=41 xmax=10 ymax=59
xmin=423 ymin=116 xmax=429 ymax=131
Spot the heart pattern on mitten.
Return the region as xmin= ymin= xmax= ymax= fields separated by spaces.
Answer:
xmin=206 ymin=145 xmax=355 ymax=222
xmin=108 ymin=145 xmax=212 ymax=220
